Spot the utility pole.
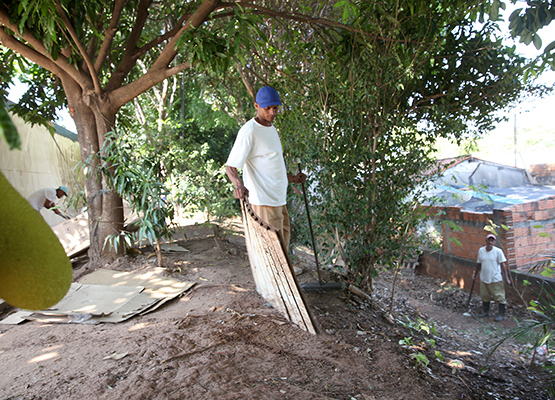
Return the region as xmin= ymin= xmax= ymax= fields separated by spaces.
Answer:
xmin=514 ymin=113 xmax=517 ymax=167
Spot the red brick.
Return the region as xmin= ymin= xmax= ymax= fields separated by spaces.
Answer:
xmin=510 ymin=212 xmax=522 ymax=223
xmin=514 ymin=237 xmax=529 ymax=247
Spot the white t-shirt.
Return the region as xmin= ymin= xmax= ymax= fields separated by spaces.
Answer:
xmin=477 ymin=246 xmax=507 ymax=284
xmin=28 ymin=188 xmax=57 ymax=211
xmin=226 ymin=118 xmax=288 ymax=206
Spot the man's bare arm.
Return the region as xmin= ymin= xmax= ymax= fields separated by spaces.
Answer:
xmin=501 ymin=261 xmax=511 ymax=285
xmin=226 ymin=165 xmax=249 ymax=199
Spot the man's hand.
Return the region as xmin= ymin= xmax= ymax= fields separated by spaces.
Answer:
xmin=54 ymin=209 xmax=70 ymax=220
xmin=289 ymin=172 xmax=307 ymax=184
xmin=233 ymin=184 xmax=249 ymax=200
xmin=505 ymin=270 xmax=512 ymax=286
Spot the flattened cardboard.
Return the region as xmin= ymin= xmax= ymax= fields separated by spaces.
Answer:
xmin=0 ymin=268 xmax=194 ymax=324
xmin=52 ymin=213 xmax=90 ymax=258
xmin=41 ymin=283 xmax=144 ymax=316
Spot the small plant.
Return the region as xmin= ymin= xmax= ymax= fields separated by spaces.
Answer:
xmin=434 ymin=350 xmax=444 ymax=362
xmin=410 ymin=352 xmax=430 ymax=368
xmin=400 ymin=316 xmax=438 ymax=337
xmin=399 ymin=316 xmax=439 ymax=370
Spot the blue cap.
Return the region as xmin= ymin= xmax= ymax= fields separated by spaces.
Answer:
xmin=57 ymin=186 xmax=68 ymax=195
xmin=255 ymin=86 xmax=281 ymax=108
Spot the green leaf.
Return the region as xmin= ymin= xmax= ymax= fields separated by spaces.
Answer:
xmin=333 ymin=0 xmax=347 ymax=8
xmin=509 ymin=8 xmax=523 ymax=22
xmin=544 ymin=40 xmax=555 ymax=54
xmin=0 ymin=102 xmax=20 ymax=150
xmin=538 ymin=232 xmax=551 ymax=238
xmin=533 ymin=34 xmax=542 ymax=50
xmin=541 ymin=270 xmax=552 ymax=278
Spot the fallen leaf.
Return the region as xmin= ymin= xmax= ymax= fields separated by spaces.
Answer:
xmin=446 ymin=359 xmax=464 ymax=369
xmin=103 ymin=352 xmax=128 ymax=360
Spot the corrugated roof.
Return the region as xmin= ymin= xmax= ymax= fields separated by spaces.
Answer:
xmin=423 ymin=157 xmax=555 ymax=211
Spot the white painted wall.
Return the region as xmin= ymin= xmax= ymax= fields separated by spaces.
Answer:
xmin=0 ymin=107 xmax=83 ymax=226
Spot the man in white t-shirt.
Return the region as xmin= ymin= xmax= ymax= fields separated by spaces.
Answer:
xmin=475 ymin=233 xmax=511 ymax=321
xmin=27 ymin=186 xmax=70 ymax=219
xmin=226 ymin=86 xmax=306 ymax=250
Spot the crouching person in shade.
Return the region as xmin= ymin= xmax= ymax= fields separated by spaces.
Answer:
xmin=475 ymin=233 xmax=512 ymax=322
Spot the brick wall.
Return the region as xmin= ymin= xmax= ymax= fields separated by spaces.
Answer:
xmin=428 ymin=206 xmax=511 ymax=265
xmin=530 ymin=163 xmax=555 ymax=186
xmin=510 ymin=196 xmax=555 ymax=272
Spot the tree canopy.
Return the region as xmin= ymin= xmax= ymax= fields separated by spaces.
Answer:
xmin=0 ymin=0 xmax=550 ymax=285
xmin=491 ymin=0 xmax=555 ymax=72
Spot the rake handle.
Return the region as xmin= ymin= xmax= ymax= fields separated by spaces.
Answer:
xmin=297 ymin=162 xmax=323 ymax=286
xmin=467 ymin=274 xmax=477 ymax=308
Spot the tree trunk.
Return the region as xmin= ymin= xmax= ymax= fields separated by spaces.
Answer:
xmin=65 ymin=81 xmax=124 ymax=268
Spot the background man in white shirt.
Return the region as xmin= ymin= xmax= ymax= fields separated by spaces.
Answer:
xmin=27 ymin=186 xmax=70 ymax=220
xmin=475 ymin=233 xmax=511 ymax=321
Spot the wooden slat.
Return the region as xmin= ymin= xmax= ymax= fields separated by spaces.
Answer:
xmin=240 ymin=200 xmax=317 ymax=334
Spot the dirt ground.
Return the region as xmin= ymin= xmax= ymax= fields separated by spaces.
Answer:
xmin=0 ymin=220 xmax=553 ymax=400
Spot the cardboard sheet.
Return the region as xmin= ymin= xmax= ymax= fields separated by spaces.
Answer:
xmin=52 ymin=213 xmax=90 ymax=258
xmin=52 ymin=207 xmax=140 ymax=258
xmin=78 ymin=268 xmax=194 ymax=299
xmin=41 ymin=283 xmax=144 ymax=316
xmin=0 ymin=268 xmax=195 ymax=324
xmin=160 ymin=244 xmax=190 ymax=253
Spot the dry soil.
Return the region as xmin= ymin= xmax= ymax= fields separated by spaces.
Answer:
xmin=0 ymin=221 xmax=552 ymax=400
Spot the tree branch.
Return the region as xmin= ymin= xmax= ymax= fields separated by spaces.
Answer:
xmin=109 ymin=61 xmax=191 ymax=108
xmin=0 ymin=29 xmax=62 ymax=77
xmin=215 ymin=1 xmax=366 ymax=35
xmin=106 ymin=0 xmax=153 ymax=91
xmin=54 ymin=0 xmax=102 ymax=95
xmin=0 ymin=11 xmax=88 ymax=87
xmin=132 ymin=13 xmax=190 ymax=61
xmin=109 ymin=0 xmax=221 ymax=109
xmin=94 ymin=0 xmax=128 ymax=73
xmin=151 ymin=0 xmax=222 ymax=72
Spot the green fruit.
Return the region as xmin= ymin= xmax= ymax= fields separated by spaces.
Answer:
xmin=0 ymin=171 xmax=72 ymax=310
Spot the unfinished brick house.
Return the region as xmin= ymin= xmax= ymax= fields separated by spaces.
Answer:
xmin=530 ymin=163 xmax=555 ymax=186
xmin=420 ymin=156 xmax=555 ymax=303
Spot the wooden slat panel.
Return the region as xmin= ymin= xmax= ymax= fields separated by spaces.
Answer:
xmin=240 ymin=200 xmax=317 ymax=335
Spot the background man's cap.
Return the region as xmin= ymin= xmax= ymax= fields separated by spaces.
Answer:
xmin=57 ymin=186 xmax=69 ymax=196
xmin=255 ymin=86 xmax=281 ymax=108
xmin=486 ymin=233 xmax=496 ymax=240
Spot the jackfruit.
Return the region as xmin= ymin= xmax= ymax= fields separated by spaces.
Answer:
xmin=0 ymin=171 xmax=72 ymax=310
